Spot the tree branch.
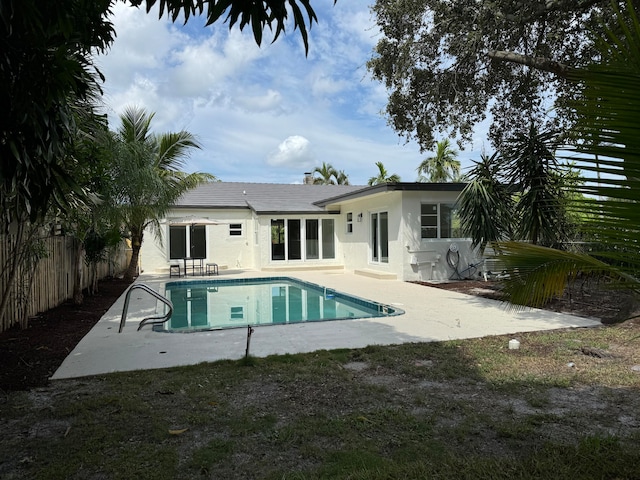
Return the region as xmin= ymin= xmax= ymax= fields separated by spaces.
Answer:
xmin=487 ymin=50 xmax=573 ymax=78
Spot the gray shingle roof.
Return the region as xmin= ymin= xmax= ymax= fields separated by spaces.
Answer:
xmin=175 ymin=182 xmax=368 ymax=214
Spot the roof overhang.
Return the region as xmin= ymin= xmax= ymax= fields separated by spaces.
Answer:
xmin=314 ymin=182 xmax=467 ymax=208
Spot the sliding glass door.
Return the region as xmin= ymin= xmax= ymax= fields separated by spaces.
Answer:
xmin=271 ymin=218 xmax=335 ymax=261
xmin=371 ymin=211 xmax=388 ymax=263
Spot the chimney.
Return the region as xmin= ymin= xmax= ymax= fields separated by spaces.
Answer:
xmin=303 ymin=172 xmax=313 ymax=184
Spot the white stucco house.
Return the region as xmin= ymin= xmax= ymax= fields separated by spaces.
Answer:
xmin=139 ymin=180 xmax=482 ymax=282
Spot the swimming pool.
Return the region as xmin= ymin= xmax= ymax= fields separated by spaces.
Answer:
xmin=159 ymin=277 xmax=404 ymax=332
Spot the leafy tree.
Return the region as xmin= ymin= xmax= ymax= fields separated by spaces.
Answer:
xmin=368 ymin=161 xmax=401 ymax=185
xmin=417 ymin=139 xmax=460 ymax=182
xmin=0 ymin=0 xmax=114 ymax=228
xmin=367 ymin=0 xmax=635 ymax=151
xmin=313 ymin=162 xmax=338 ymax=185
xmin=492 ymin=1 xmax=640 ymax=307
xmin=111 ymin=107 xmax=215 ymax=282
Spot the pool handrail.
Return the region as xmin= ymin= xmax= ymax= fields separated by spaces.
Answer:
xmin=118 ymin=283 xmax=174 ymax=333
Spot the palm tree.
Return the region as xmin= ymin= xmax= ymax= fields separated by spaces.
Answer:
xmin=457 ymin=151 xmax=515 ymax=255
xmin=368 ymin=161 xmax=401 ymax=186
xmin=493 ymin=2 xmax=640 ymax=308
xmin=312 ymin=162 xmax=338 ymax=185
xmin=502 ymin=124 xmax=572 ymax=247
xmin=417 ymin=139 xmax=461 ymax=182
xmin=333 ymin=169 xmax=350 ymax=185
xmin=111 ymin=107 xmax=215 ymax=281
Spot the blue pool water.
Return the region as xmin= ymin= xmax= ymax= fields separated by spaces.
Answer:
xmin=159 ymin=277 xmax=403 ymax=332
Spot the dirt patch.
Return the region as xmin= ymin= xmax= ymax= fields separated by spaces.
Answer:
xmin=0 ymin=277 xmax=131 ymax=392
xmin=415 ymin=278 xmax=640 ymax=324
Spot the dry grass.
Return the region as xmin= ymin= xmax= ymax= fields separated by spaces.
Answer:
xmin=1 ymin=320 xmax=640 ymax=479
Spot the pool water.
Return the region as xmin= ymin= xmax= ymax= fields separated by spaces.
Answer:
xmin=160 ymin=277 xmax=403 ymax=332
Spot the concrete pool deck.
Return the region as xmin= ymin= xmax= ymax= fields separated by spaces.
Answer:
xmin=52 ymin=269 xmax=601 ymax=380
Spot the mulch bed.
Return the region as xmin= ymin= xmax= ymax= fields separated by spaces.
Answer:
xmin=0 ymin=277 xmax=131 ymax=392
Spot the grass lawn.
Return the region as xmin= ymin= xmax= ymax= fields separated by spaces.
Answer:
xmin=1 ymin=322 xmax=640 ymax=479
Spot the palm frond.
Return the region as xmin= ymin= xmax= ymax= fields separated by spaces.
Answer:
xmin=497 ymin=0 xmax=640 ymax=307
xmin=495 ymin=241 xmax=635 ymax=308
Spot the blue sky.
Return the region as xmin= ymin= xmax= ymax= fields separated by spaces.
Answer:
xmin=97 ymin=1 xmax=487 ymax=185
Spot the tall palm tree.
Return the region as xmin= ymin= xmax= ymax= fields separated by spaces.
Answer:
xmin=312 ymin=162 xmax=338 ymax=185
xmin=368 ymin=161 xmax=401 ymax=186
xmin=417 ymin=139 xmax=461 ymax=182
xmin=494 ymin=2 xmax=640 ymax=308
xmin=111 ymin=106 xmax=215 ymax=281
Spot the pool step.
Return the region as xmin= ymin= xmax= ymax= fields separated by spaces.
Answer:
xmin=354 ymin=269 xmax=397 ymax=280
xmin=261 ymin=265 xmax=345 ymax=272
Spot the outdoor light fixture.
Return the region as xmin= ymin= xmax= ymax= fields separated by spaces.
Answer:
xmin=357 ymin=213 xmax=363 ymax=222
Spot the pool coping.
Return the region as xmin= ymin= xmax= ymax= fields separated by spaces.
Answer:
xmin=51 ymin=269 xmax=602 ymax=380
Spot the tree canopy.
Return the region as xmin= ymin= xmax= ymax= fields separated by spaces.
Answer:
xmin=484 ymin=1 xmax=640 ymax=307
xmin=367 ymin=0 xmax=638 ymax=151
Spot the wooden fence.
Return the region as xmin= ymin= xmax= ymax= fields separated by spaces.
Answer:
xmin=0 ymin=234 xmax=129 ymax=332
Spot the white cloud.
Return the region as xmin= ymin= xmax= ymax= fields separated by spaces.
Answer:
xmin=267 ymin=136 xmax=315 ymax=169
xmin=96 ymin=0 xmax=488 ymax=186
xmin=234 ymin=89 xmax=285 ymax=114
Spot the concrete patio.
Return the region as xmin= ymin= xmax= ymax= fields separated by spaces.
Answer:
xmin=52 ymin=269 xmax=601 ymax=380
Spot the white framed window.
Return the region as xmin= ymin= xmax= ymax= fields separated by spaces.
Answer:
xmin=346 ymin=212 xmax=353 ymax=234
xmin=421 ymin=203 xmax=461 ymax=239
xmin=229 ymin=223 xmax=242 ymax=236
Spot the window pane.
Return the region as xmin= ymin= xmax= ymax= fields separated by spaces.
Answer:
xmin=371 ymin=213 xmax=378 ymax=261
xmin=421 ymin=204 xmax=437 ymax=215
xmin=271 ymin=219 xmax=285 ymax=260
xmin=169 ymin=226 xmax=186 ymax=259
xmin=305 ymin=219 xmax=319 ymax=259
xmin=322 ymin=219 xmax=335 ymax=259
xmin=288 ymin=219 xmax=301 ymax=260
xmin=421 ymin=203 xmax=438 ymax=239
xmin=190 ymin=225 xmax=206 ymax=258
xmin=380 ymin=212 xmax=389 ymax=263
xmin=440 ymin=204 xmax=453 ymax=238
xmin=421 ymin=226 xmax=438 ymax=239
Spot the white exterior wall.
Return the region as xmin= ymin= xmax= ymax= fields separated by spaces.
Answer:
xmin=400 ymin=191 xmax=476 ymax=281
xmin=338 ymin=191 xmax=404 ymax=277
xmin=140 ymin=208 xmax=255 ymax=273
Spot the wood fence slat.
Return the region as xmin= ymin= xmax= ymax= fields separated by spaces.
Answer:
xmin=0 ymin=234 xmax=128 ymax=332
